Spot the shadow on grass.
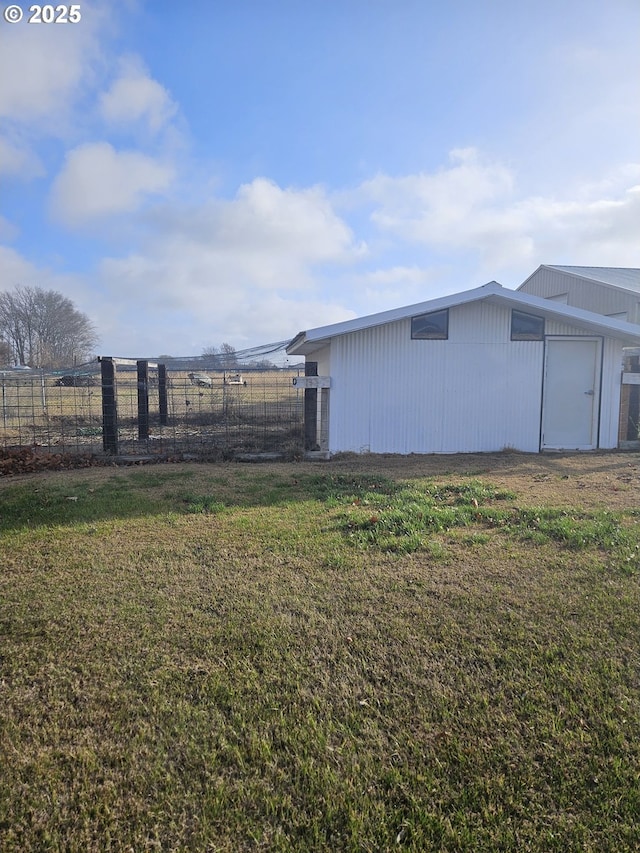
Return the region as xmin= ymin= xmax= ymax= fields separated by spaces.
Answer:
xmin=3 ymin=467 xmax=638 ymax=575
xmin=0 ymin=469 xmax=404 ymax=533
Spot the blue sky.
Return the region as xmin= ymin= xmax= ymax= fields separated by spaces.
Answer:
xmin=1 ymin=0 xmax=639 ymax=357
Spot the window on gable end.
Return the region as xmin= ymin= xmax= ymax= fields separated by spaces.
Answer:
xmin=411 ymin=309 xmax=449 ymax=340
xmin=511 ymin=310 xmax=544 ymax=341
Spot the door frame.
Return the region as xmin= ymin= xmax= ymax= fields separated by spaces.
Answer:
xmin=540 ymin=336 xmax=603 ymax=451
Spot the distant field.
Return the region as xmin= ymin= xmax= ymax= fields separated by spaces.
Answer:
xmin=0 ymin=368 xmax=303 ymax=454
xmin=1 ymin=452 xmax=639 ymax=851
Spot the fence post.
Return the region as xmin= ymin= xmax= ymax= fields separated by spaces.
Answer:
xmin=101 ymin=357 xmax=118 ymax=454
xmin=158 ymin=364 xmax=168 ymax=426
xmin=304 ymin=361 xmax=318 ymax=451
xmin=137 ymin=360 xmax=150 ymax=441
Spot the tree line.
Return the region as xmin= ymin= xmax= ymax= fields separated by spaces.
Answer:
xmin=201 ymin=344 xmax=277 ymax=370
xmin=202 ymin=342 xmax=239 ymax=368
xmin=0 ymin=285 xmax=98 ymax=369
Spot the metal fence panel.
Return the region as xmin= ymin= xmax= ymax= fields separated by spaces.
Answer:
xmin=1 ymin=364 xmax=304 ymax=459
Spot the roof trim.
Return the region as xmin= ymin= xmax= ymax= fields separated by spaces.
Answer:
xmin=286 ymin=281 xmax=640 ymax=355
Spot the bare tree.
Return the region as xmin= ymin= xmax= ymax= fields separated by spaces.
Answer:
xmin=201 ymin=344 xmax=218 ymax=366
xmin=0 ymin=338 xmax=11 ymax=367
xmin=220 ymin=342 xmax=238 ymax=368
xmin=202 ymin=343 xmax=238 ymax=368
xmin=0 ymin=286 xmax=98 ymax=368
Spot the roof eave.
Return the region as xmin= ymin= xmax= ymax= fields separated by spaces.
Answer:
xmin=487 ymin=290 xmax=640 ymax=344
xmin=288 ymin=281 xmax=640 ymax=355
xmin=518 ymin=265 xmax=640 ymax=297
xmin=287 ymin=332 xmax=336 ymax=357
xmin=289 ymin=282 xmax=505 ymax=349
xmin=286 ymin=331 xmax=307 ymax=355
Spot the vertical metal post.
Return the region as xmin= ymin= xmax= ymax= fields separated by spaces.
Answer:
xmin=101 ymin=357 xmax=118 ymax=454
xmin=137 ymin=360 xmax=150 ymax=441
xmin=320 ymin=387 xmax=329 ymax=451
xmin=304 ymin=361 xmax=318 ymax=451
xmin=627 ymin=355 xmax=640 ymax=440
xmin=40 ymin=369 xmax=47 ymax=415
xmin=158 ymin=364 xmax=168 ymax=426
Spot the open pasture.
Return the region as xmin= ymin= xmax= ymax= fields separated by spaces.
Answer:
xmin=1 ymin=452 xmax=639 ymax=851
xmin=0 ymin=368 xmax=304 ymax=457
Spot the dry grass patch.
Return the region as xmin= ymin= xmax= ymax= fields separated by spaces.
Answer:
xmin=1 ymin=455 xmax=640 ymax=851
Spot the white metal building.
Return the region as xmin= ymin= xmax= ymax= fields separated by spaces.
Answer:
xmin=518 ymin=266 xmax=640 ymax=322
xmin=287 ymin=282 xmax=640 ymax=455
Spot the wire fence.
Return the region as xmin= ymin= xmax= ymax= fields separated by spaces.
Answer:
xmin=1 ymin=353 xmax=305 ymax=460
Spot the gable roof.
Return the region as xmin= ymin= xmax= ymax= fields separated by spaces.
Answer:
xmin=519 ymin=265 xmax=640 ymax=294
xmin=287 ymin=281 xmax=640 ymax=355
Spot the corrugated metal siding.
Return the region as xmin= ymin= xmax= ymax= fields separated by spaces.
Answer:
xmin=548 ymin=266 xmax=640 ymax=292
xmin=600 ymin=337 xmax=623 ymax=448
xmin=545 ymin=319 xmax=594 ymax=336
xmin=521 ymin=268 xmax=640 ymax=323
xmin=319 ymin=297 xmax=628 ymax=455
xmin=312 ymin=345 xmax=331 ymax=377
xmin=329 ymin=301 xmax=544 ymax=454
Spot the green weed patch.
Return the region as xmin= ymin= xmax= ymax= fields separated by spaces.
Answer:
xmin=317 ymin=479 xmax=639 ymax=569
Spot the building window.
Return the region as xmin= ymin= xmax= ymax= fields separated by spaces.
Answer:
xmin=511 ymin=310 xmax=544 ymax=341
xmin=411 ymin=309 xmax=449 ymax=340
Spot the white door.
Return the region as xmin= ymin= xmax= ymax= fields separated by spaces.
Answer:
xmin=541 ymin=338 xmax=601 ymax=450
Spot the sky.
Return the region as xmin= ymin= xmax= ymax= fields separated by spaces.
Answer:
xmin=0 ymin=0 xmax=639 ymax=359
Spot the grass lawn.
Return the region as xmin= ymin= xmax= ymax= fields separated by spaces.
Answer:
xmin=1 ymin=455 xmax=640 ymax=851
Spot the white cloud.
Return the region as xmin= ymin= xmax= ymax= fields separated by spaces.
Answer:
xmin=220 ymin=178 xmax=364 ymax=263
xmin=96 ymin=242 xmax=356 ymax=353
xmin=0 ymin=136 xmax=43 ymax=178
xmin=512 ymin=183 xmax=640 ymax=268
xmin=0 ymin=245 xmax=48 ymax=285
xmin=361 ymin=148 xmax=514 ymax=239
xmin=49 ymin=142 xmax=175 ymax=227
xmin=92 ymin=178 xmax=364 ymax=352
xmin=99 ymin=56 xmax=178 ymax=134
xmin=349 ymin=265 xmax=445 ymax=313
xmin=140 ymin=178 xmax=364 ymax=292
xmin=360 ymin=265 xmax=437 ymax=287
xmin=360 ymin=148 xmax=514 ymax=226
xmin=0 ymin=2 xmax=107 ymax=129
xmin=357 ymin=151 xmax=640 ymax=278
